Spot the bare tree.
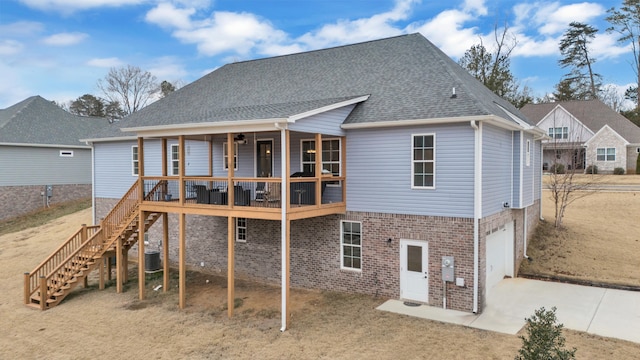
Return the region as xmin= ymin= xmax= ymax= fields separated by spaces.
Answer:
xmin=606 ymin=0 xmax=640 ymax=110
xmin=97 ymin=65 xmax=158 ymax=116
xmin=544 ymin=112 xmax=602 ymax=227
xmin=599 ymin=84 xmax=627 ymax=111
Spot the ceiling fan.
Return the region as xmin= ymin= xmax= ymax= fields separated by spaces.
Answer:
xmin=234 ymin=133 xmax=247 ymax=144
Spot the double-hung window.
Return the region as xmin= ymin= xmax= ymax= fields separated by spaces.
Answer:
xmin=412 ymin=134 xmax=435 ymax=188
xmin=223 ymin=142 xmax=238 ymax=170
xmin=300 ymin=138 xmax=341 ymax=176
xmin=596 ymin=147 xmax=616 ymax=161
xmin=236 ymin=218 xmax=247 ymax=243
xmin=132 ymin=146 xmax=139 ymax=176
xmin=548 ymin=127 xmax=568 ymax=139
xmin=341 ymin=220 xmax=361 ymax=270
xmin=170 ymin=144 xmax=179 ymax=175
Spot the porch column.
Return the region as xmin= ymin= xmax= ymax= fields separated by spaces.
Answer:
xmin=280 ymin=127 xmax=291 ymax=331
xmin=315 ymin=133 xmax=323 ymax=206
xmin=138 ymin=136 xmax=145 ymax=203
xmin=341 ymin=136 xmax=347 ymax=202
xmin=227 ymin=216 xmax=235 ymax=318
xmin=179 ymin=213 xmax=186 ymax=309
xmin=163 ymin=213 xmax=169 ymax=292
xmin=138 ymin=209 xmax=146 ymax=300
xmin=178 ymin=135 xmax=185 ymax=205
xmin=227 ymin=133 xmax=235 ymax=206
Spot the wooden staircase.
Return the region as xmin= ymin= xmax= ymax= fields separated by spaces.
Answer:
xmin=24 ymin=181 xmax=164 ymax=310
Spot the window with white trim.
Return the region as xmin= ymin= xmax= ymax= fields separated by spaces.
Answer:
xmin=596 ymin=147 xmax=616 ymax=161
xmin=170 ymin=144 xmax=179 ymax=175
xmin=59 ymin=150 xmax=74 ymax=157
xmin=526 ymin=140 xmax=531 ymax=167
xmin=341 ymin=220 xmax=361 ymax=270
xmin=132 ymin=146 xmax=139 ymax=176
xmin=236 ymin=218 xmax=247 ymax=243
xmin=548 ymin=127 xmax=568 ymax=139
xmin=223 ymin=142 xmax=238 ymax=170
xmin=412 ymin=134 xmax=435 ymax=188
xmin=300 ymin=138 xmax=341 ymax=176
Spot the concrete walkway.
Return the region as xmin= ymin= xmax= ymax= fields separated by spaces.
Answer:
xmin=377 ymin=278 xmax=640 ymax=344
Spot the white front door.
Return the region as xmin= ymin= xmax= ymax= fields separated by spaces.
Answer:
xmin=400 ymin=239 xmax=429 ymax=303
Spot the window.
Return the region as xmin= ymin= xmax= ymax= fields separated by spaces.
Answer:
xmin=132 ymin=146 xmax=139 ymax=176
xmin=526 ymin=140 xmax=531 ymax=167
xmin=59 ymin=150 xmax=73 ymax=157
xmin=300 ymin=138 xmax=341 ymax=176
xmin=341 ymin=221 xmax=361 ymax=270
xmin=548 ymin=127 xmax=568 ymax=139
xmin=597 ymin=147 xmax=616 ymax=161
xmin=223 ymin=142 xmax=238 ymax=170
xmin=236 ymin=218 xmax=247 ymax=243
xmin=412 ymin=134 xmax=435 ymax=188
xmin=170 ymin=144 xmax=179 ymax=175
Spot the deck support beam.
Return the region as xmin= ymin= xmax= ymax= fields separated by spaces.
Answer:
xmin=163 ymin=213 xmax=169 ymax=292
xmin=227 ymin=216 xmax=235 ymax=318
xmin=179 ymin=213 xmax=186 ymax=309
xmin=116 ymin=236 xmax=123 ymax=293
xmin=138 ymin=209 xmax=146 ymax=300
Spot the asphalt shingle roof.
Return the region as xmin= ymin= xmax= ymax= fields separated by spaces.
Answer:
xmin=93 ymin=33 xmax=535 ymax=139
xmin=0 ymin=96 xmax=108 ymax=146
xmin=520 ymin=99 xmax=640 ymax=144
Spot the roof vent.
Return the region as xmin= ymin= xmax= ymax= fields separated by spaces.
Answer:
xmin=451 ymin=87 xmax=457 ymax=99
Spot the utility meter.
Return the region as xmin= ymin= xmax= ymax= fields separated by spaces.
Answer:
xmin=442 ymin=256 xmax=454 ymax=282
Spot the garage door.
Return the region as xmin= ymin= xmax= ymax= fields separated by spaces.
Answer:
xmin=485 ymin=221 xmax=514 ymax=297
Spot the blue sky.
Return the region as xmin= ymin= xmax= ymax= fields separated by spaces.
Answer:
xmin=0 ymin=0 xmax=635 ymax=109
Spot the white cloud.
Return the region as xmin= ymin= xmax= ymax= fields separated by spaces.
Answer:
xmin=19 ymin=0 xmax=145 ymax=13
xmin=145 ymin=3 xmax=196 ymax=30
xmin=0 ymin=21 xmax=44 ymax=37
xmin=298 ymin=0 xmax=417 ymax=49
xmin=591 ymin=32 xmax=630 ymax=60
xmin=41 ymin=32 xmax=89 ymax=46
xmin=462 ymin=0 xmax=487 ymax=16
xmin=87 ymin=57 xmax=124 ymax=67
xmin=147 ymin=56 xmax=188 ymax=80
xmin=0 ymin=40 xmax=24 ymax=56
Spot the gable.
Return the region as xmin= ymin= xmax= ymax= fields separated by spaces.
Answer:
xmin=536 ymin=106 xmax=594 ymax=142
xmin=584 ymin=124 xmax=629 ymax=146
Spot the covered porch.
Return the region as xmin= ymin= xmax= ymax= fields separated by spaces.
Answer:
xmin=131 ymin=126 xmax=347 ymax=330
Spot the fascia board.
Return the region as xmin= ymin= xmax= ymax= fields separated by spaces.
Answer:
xmin=287 ymin=95 xmax=370 ymax=122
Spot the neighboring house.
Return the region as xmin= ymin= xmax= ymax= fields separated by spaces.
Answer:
xmin=31 ymin=34 xmax=543 ymax=328
xmin=521 ymin=99 xmax=640 ymax=174
xmin=0 ymin=96 xmax=106 ymax=221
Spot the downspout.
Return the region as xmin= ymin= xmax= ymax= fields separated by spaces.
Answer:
xmin=275 ymin=123 xmax=288 ymax=332
xmin=470 ymin=120 xmax=481 ymax=314
xmin=539 ymin=141 xmax=544 ymax=221
xmin=86 ymin=141 xmax=96 ymax=225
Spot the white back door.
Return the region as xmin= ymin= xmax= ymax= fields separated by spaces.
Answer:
xmin=400 ymin=239 xmax=429 ymax=303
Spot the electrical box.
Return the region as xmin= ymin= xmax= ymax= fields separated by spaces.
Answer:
xmin=45 ymin=185 xmax=53 ymax=197
xmin=442 ymin=256 xmax=454 ymax=282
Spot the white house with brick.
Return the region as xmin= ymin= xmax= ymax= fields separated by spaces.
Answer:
xmin=521 ymin=99 xmax=640 ymax=174
xmin=34 ymin=33 xmax=545 ymax=329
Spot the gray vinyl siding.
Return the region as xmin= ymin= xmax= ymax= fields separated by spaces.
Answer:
xmin=482 ymin=124 xmax=513 ymax=216
xmin=512 ymin=132 xmax=522 ymax=208
xmin=522 ymin=133 xmax=535 ymax=206
xmin=534 ymin=140 xmax=542 ymax=200
xmin=0 ymin=145 xmax=91 ymax=186
xmin=94 ymin=141 xmax=140 ymax=198
xmin=345 ymin=123 xmax=475 ymax=217
xmin=287 ymin=104 xmax=354 ymax=137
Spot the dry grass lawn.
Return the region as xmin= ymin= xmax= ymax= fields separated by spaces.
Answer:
xmin=2 ymin=196 xmax=640 ymax=358
xmin=522 ymin=176 xmax=640 ymax=287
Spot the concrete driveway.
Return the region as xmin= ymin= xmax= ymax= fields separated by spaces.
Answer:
xmin=377 ymin=278 xmax=640 ymax=343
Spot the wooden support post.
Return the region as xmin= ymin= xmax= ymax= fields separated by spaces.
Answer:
xmin=163 ymin=213 xmax=169 ymax=292
xmin=39 ymin=276 xmax=47 ymax=310
xmin=284 ymin=218 xmax=291 ymax=328
xmin=280 ymin=128 xmax=291 ymax=331
xmin=138 ymin=210 xmax=146 ymax=300
xmin=116 ymin=237 xmax=123 ymax=293
xmin=227 ymin=216 xmax=235 ymax=318
xmin=107 ymin=257 xmax=113 ymax=281
xmin=99 ymin=258 xmax=105 ymax=290
xmin=83 ymin=276 xmax=88 ymax=288
xmin=179 ymin=213 xmax=186 ymax=309
xmin=123 ymin=250 xmax=129 ymax=283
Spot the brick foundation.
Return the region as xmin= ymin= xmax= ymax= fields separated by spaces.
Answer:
xmin=0 ymin=184 xmax=91 ymax=221
xmin=95 ymin=198 xmax=540 ymax=314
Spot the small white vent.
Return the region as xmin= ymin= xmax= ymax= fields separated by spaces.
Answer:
xmin=60 ymin=150 xmax=74 ymax=157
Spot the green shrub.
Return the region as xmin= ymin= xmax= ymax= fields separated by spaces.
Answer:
xmin=613 ymin=167 xmax=625 ymax=175
xmin=550 ymin=163 xmax=565 ymax=174
xmin=516 ymin=306 xmax=576 ymax=360
xmin=585 ymin=165 xmax=598 ymax=174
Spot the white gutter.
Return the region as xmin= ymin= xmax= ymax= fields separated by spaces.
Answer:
xmin=80 ymin=135 xmax=138 ymax=143
xmin=470 ymin=120 xmax=481 ymax=314
xmin=275 ymin=122 xmax=289 ymax=332
xmin=0 ymin=142 xmax=91 ymax=149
